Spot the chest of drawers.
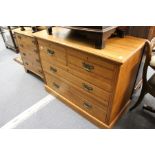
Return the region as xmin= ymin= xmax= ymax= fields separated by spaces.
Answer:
xmin=34 ymin=27 xmax=146 ymax=128
xmin=14 ymin=28 xmax=44 ymax=79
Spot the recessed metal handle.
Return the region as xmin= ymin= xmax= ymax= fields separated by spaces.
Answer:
xmin=36 ymin=59 xmax=40 ymax=63
xmin=53 ymin=82 xmax=60 ymax=89
xmin=47 ymin=49 xmax=55 ymax=56
xmin=32 ymin=40 xmax=37 ymax=45
xmin=82 ymin=62 xmax=94 ymax=72
xmin=82 ymin=83 xmax=93 ymax=92
xmin=38 ymin=70 xmax=42 ymax=74
xmin=34 ymin=49 xmax=37 ymax=53
xmin=83 ymin=102 xmax=92 ymax=109
xmin=18 ymin=36 xmax=21 ymax=39
xmin=22 ymin=53 xmax=26 ymax=56
xmin=20 ymin=44 xmax=24 ymax=48
xmin=50 ymin=66 xmax=57 ymax=73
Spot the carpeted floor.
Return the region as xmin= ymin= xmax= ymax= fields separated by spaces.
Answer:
xmin=0 ymin=34 xmax=155 ymax=129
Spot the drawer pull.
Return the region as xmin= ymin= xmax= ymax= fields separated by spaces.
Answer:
xmin=47 ymin=49 xmax=55 ymax=56
xmin=18 ymin=36 xmax=21 ymax=39
xmin=53 ymin=82 xmax=60 ymax=89
xmin=82 ymin=83 xmax=93 ymax=92
xmin=32 ymin=40 xmax=37 ymax=45
xmin=50 ymin=66 xmax=57 ymax=73
xmin=20 ymin=44 xmax=24 ymax=48
xmin=82 ymin=62 xmax=94 ymax=72
xmin=38 ymin=70 xmax=42 ymax=74
xmin=22 ymin=53 xmax=26 ymax=56
xmin=34 ymin=49 xmax=37 ymax=53
xmin=36 ymin=59 xmax=40 ymax=63
xmin=83 ymin=102 xmax=92 ymax=109
xmin=25 ymin=62 xmax=29 ymax=65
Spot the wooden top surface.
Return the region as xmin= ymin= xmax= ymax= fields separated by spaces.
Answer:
xmin=13 ymin=27 xmax=35 ymax=37
xmin=33 ymin=27 xmax=146 ymax=64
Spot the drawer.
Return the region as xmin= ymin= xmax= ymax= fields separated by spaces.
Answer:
xmin=42 ymin=60 xmax=110 ymax=105
xmin=67 ymin=48 xmax=116 ymax=71
xmin=16 ymin=34 xmax=37 ymax=50
xmin=23 ymin=59 xmax=43 ymax=77
xmin=68 ymin=55 xmax=114 ymax=80
xmin=45 ymin=73 xmax=107 ymax=122
xmin=38 ymin=39 xmax=67 ymax=65
xmin=68 ymin=66 xmax=113 ymax=92
xmin=20 ymin=50 xmax=40 ymax=60
xmin=69 ymin=86 xmax=107 ymax=122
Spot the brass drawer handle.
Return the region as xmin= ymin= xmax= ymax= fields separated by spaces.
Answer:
xmin=22 ymin=53 xmax=26 ymax=56
xmin=50 ymin=66 xmax=57 ymax=73
xmin=25 ymin=62 xmax=29 ymax=65
xmin=34 ymin=49 xmax=37 ymax=53
xmin=18 ymin=36 xmax=21 ymax=39
xmin=82 ymin=62 xmax=94 ymax=72
xmin=53 ymin=82 xmax=60 ymax=89
xmin=20 ymin=44 xmax=24 ymax=48
xmin=47 ymin=49 xmax=55 ymax=56
xmin=36 ymin=59 xmax=40 ymax=63
xmin=32 ymin=40 xmax=37 ymax=45
xmin=83 ymin=102 xmax=92 ymax=109
xmin=82 ymin=83 xmax=93 ymax=92
xmin=38 ymin=70 xmax=42 ymax=74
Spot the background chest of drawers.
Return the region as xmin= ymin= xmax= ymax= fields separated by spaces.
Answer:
xmin=34 ymin=27 xmax=146 ymax=128
xmin=14 ymin=28 xmax=44 ymax=79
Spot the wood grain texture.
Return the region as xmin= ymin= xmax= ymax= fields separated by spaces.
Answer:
xmin=33 ymin=27 xmax=146 ymax=64
xmin=34 ymin=27 xmax=146 ymax=128
xmin=14 ymin=28 xmax=44 ymax=79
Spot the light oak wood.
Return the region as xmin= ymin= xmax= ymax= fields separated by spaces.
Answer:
xmin=33 ymin=27 xmax=145 ymax=64
xmin=45 ymin=73 xmax=107 ymax=122
xmin=34 ymin=27 xmax=146 ymax=128
xmin=42 ymin=60 xmax=110 ymax=106
xmin=14 ymin=28 xmax=44 ymax=79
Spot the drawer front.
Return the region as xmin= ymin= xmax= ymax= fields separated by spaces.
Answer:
xmin=68 ymin=54 xmax=114 ymax=80
xmin=20 ymin=51 xmax=42 ymax=69
xmin=16 ymin=34 xmax=37 ymax=50
xmin=38 ymin=39 xmax=67 ymax=65
xmin=45 ymin=73 xmax=107 ymax=122
xmin=42 ymin=60 xmax=110 ymax=105
xmin=68 ymin=66 xmax=112 ymax=92
xmin=67 ymin=48 xmax=116 ymax=71
xmin=23 ymin=58 xmax=43 ymax=77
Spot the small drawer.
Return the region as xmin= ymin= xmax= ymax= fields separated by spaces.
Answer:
xmin=16 ymin=34 xmax=37 ymax=50
xmin=38 ymin=39 xmax=67 ymax=65
xmin=42 ymin=60 xmax=110 ymax=105
xmin=68 ymin=55 xmax=114 ymax=80
xmin=67 ymin=48 xmax=116 ymax=71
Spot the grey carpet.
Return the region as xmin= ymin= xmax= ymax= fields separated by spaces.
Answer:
xmin=0 ymin=34 xmax=155 ymax=129
xmin=0 ymin=35 xmax=48 ymax=127
xmin=15 ymin=98 xmax=98 ymax=129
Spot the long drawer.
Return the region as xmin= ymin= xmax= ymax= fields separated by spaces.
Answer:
xmin=45 ymin=73 xmax=107 ymax=122
xmin=38 ymin=39 xmax=67 ymax=66
xmin=42 ymin=60 xmax=110 ymax=106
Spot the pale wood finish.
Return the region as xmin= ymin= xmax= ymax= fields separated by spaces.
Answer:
xmin=33 ymin=27 xmax=145 ymax=64
xmin=34 ymin=27 xmax=146 ymax=128
xmin=14 ymin=28 xmax=44 ymax=79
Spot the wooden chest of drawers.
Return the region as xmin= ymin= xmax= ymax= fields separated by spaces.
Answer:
xmin=14 ymin=28 xmax=44 ymax=79
xmin=34 ymin=27 xmax=146 ymax=128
